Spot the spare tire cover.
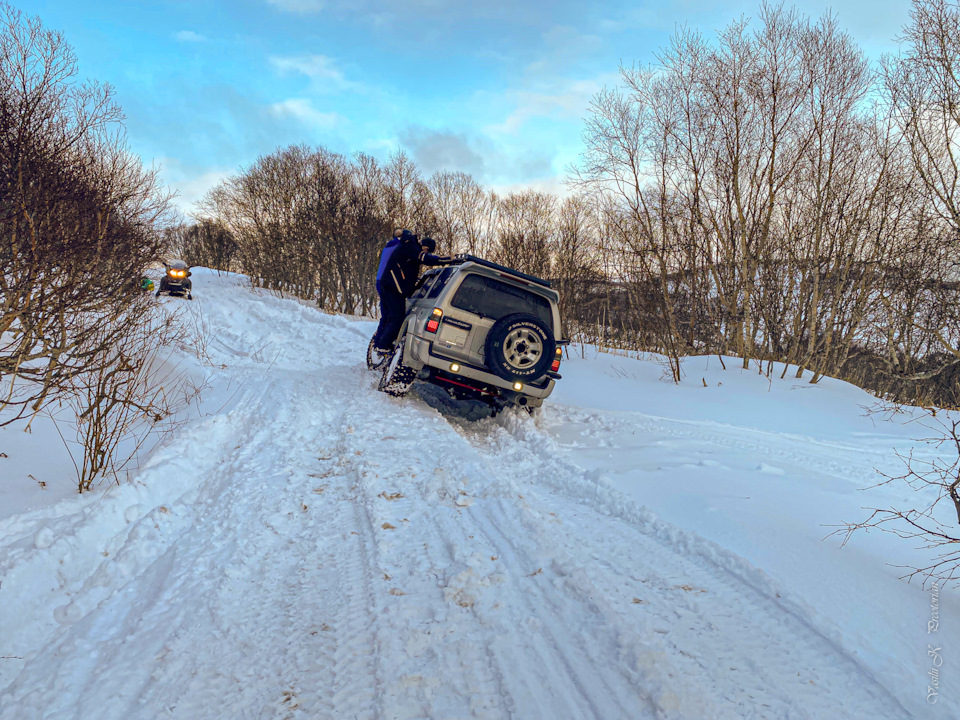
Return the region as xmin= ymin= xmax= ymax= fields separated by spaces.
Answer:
xmin=484 ymin=312 xmax=555 ymax=382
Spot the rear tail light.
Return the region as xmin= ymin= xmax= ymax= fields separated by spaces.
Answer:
xmin=550 ymin=346 xmax=562 ymax=373
xmin=425 ymin=308 xmax=443 ymax=333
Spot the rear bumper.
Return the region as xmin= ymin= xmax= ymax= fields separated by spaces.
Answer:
xmin=407 ymin=333 xmax=555 ymax=401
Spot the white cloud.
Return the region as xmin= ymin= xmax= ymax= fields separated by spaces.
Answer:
xmin=173 ymin=170 xmax=233 ymax=216
xmin=270 ymin=54 xmax=340 ymax=81
xmin=270 ymin=98 xmax=342 ymax=128
xmin=154 ymin=157 xmax=232 ymax=216
xmin=487 ymin=75 xmax=613 ymax=135
xmin=174 ymin=30 xmax=207 ymax=43
xmin=269 ymin=54 xmax=364 ymax=93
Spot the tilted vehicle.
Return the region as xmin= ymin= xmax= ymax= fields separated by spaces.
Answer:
xmin=368 ymin=255 xmax=566 ymax=415
xmin=156 ymin=259 xmax=193 ymax=300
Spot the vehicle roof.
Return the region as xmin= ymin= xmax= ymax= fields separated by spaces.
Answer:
xmin=452 ymin=261 xmax=560 ymax=303
xmin=452 ymin=254 xmax=552 ymax=288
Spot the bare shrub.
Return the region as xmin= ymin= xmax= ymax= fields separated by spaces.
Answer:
xmin=835 ymin=414 xmax=960 ymax=586
xmin=52 ymin=307 xmax=200 ymax=492
xmin=174 ymin=220 xmax=238 ymax=272
xmin=0 ymin=3 xmax=171 ymax=425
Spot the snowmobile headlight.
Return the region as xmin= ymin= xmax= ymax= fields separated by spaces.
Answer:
xmin=169 ymin=269 xmax=186 ymax=278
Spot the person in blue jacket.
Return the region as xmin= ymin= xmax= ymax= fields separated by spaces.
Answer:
xmin=371 ymin=229 xmax=451 ymax=357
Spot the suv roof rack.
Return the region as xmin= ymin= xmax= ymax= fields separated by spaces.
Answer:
xmin=454 ymin=254 xmax=552 ymax=288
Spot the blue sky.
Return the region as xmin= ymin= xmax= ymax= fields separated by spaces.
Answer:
xmin=26 ymin=0 xmax=912 ymax=216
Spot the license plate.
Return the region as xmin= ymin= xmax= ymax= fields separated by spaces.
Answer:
xmin=438 ymin=317 xmax=471 ymax=347
xmin=438 ymin=323 xmax=468 ymax=347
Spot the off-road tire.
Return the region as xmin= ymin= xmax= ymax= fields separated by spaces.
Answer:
xmin=484 ymin=313 xmax=555 ymax=381
xmin=378 ymin=335 xmax=416 ymax=396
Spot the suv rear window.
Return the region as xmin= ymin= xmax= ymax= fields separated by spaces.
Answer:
xmin=450 ymin=273 xmax=553 ymax=328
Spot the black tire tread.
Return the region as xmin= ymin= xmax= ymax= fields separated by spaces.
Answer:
xmin=378 ymin=336 xmax=416 ymax=396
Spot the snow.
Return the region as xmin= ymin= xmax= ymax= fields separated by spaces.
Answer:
xmin=0 ymin=267 xmax=956 ymax=719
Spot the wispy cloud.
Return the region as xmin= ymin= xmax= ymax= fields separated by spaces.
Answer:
xmin=489 ymin=175 xmax=572 ymax=200
xmin=174 ymin=30 xmax=207 ymax=42
xmin=269 ymin=54 xmax=364 ymax=93
xmin=487 ymin=76 xmax=612 ymax=135
xmin=270 ymin=98 xmax=343 ymax=128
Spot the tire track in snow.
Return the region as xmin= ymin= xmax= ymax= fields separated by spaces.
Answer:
xmin=335 ymin=372 xmax=669 ymax=719
xmin=336 ymin=394 xmax=511 ymax=719
xmin=0 ymin=271 xmax=923 ymax=720
xmin=447 ymin=409 xmax=915 ymax=719
xmin=471 ymin=498 xmax=661 ymax=719
xmin=1 ymin=368 xmax=385 ymax=720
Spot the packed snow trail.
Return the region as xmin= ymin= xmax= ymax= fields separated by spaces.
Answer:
xmin=0 ymin=272 xmax=929 ymax=718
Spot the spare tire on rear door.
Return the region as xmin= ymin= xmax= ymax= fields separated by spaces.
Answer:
xmin=484 ymin=313 xmax=555 ymax=382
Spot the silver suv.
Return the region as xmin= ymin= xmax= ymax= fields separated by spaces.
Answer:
xmin=369 ymin=255 xmax=565 ymax=415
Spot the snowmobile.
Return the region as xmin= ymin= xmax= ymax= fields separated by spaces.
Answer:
xmin=156 ymin=260 xmax=193 ymax=300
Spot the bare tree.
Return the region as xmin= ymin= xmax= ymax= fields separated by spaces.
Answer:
xmin=427 ymin=170 xmax=465 ymax=251
xmin=886 ymin=0 xmax=960 ymax=230
xmin=552 ymin=195 xmax=602 ymax=337
xmin=383 ymin=150 xmax=420 ymax=230
xmin=491 ymin=190 xmax=554 ymax=277
xmin=456 ymin=175 xmax=494 ymax=257
xmin=574 ymin=2 xmax=936 ymax=388
xmin=875 ymin=0 xmax=960 ymax=393
xmin=201 ymin=145 xmax=395 ymax=315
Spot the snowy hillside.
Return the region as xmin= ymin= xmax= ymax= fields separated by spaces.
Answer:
xmin=0 ymin=268 xmax=955 ymax=719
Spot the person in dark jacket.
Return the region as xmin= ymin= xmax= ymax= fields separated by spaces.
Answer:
xmin=372 ymin=230 xmax=451 ymax=355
